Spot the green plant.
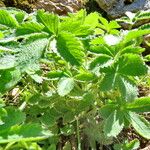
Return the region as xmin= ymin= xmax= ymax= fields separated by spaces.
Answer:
xmin=0 ymin=8 xmax=150 ymax=149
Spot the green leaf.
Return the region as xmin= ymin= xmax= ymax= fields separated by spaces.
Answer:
xmin=0 ymin=69 xmax=21 ymax=94
xmin=16 ymin=22 xmax=45 ymax=35
xmin=15 ymin=11 xmax=26 ymax=23
xmin=90 ymin=55 xmax=113 ymax=69
xmin=57 ymin=77 xmax=75 ymax=96
xmin=127 ymin=112 xmax=150 ymax=139
xmin=114 ymin=139 xmax=140 ymax=150
xmin=16 ymin=37 xmax=48 ymax=71
xmin=0 ymin=107 xmax=26 ymax=132
xmin=84 ymin=12 xmax=100 ymax=29
xmin=125 ymin=139 xmax=140 ymax=150
xmin=123 ymin=30 xmax=150 ymax=43
xmin=135 ymin=10 xmax=150 ymax=21
xmin=59 ymin=21 xmax=92 ymax=36
xmin=104 ymin=110 xmax=124 ymax=137
xmin=127 ymin=97 xmax=150 ymax=113
xmin=121 ymin=46 xmax=145 ymax=54
xmin=100 ymin=72 xmax=117 ymax=91
xmin=0 ymin=9 xmax=18 ymax=28
xmin=59 ymin=10 xmax=88 ymax=36
xmin=109 ymin=21 xmax=121 ymax=29
xmin=0 ymin=124 xmax=51 ymax=144
xmin=0 ymin=55 xmax=16 ymax=70
xmin=99 ymin=17 xmax=109 ymax=27
xmin=116 ymin=76 xmax=138 ymax=101
xmin=89 ymin=45 xmax=113 ymax=56
xmin=118 ymin=54 xmax=148 ymax=76
xmin=75 ymin=72 xmax=95 ymax=81
xmin=37 ymin=10 xmax=59 ymax=35
xmin=47 ymin=71 xmax=64 ymax=79
xmin=100 ymin=104 xmax=117 ymax=119
xmin=56 ymin=32 xmax=85 ymax=66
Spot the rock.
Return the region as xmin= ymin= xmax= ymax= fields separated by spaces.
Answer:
xmin=34 ymin=0 xmax=83 ymax=15
xmin=95 ymin=0 xmax=150 ymax=18
xmin=0 ymin=1 xmax=5 ymax=7
xmin=1 ymin=0 xmax=83 ymax=14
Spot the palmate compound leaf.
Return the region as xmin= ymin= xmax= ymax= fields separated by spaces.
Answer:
xmin=99 ymin=67 xmax=138 ymax=101
xmin=56 ymin=32 xmax=85 ymax=66
xmin=59 ymin=11 xmax=99 ymax=36
xmin=126 ymin=112 xmax=150 ymax=139
xmin=104 ymin=110 xmax=124 ymax=137
xmin=100 ymin=53 xmax=147 ymax=100
xmin=0 ymin=9 xmax=18 ymax=28
xmin=127 ymin=97 xmax=150 ymax=113
xmin=57 ymin=77 xmax=75 ymax=96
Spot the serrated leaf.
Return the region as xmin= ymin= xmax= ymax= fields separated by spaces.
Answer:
xmin=0 ymin=123 xmax=51 ymax=144
xmin=121 ymin=46 xmax=145 ymax=54
xmin=84 ymin=12 xmax=100 ymax=29
xmin=90 ymin=37 xmax=105 ymax=45
xmin=59 ymin=11 xmax=92 ymax=36
xmin=16 ymin=22 xmax=45 ymax=35
xmin=118 ymin=54 xmax=148 ymax=76
xmin=56 ymin=32 xmax=85 ymax=66
xmin=100 ymin=104 xmax=117 ymax=119
xmin=89 ymin=45 xmax=113 ymax=56
xmin=0 ymin=69 xmax=21 ymax=94
xmin=57 ymin=77 xmax=74 ymax=96
xmin=127 ymin=112 xmax=150 ymax=139
xmin=15 ymin=11 xmax=26 ymax=23
xmin=0 ymin=10 xmax=18 ymax=28
xmin=116 ymin=76 xmax=138 ymax=101
xmin=0 ymin=55 xmax=16 ymax=70
xmin=104 ymin=110 xmax=124 ymax=137
xmin=100 ymin=72 xmax=117 ymax=91
xmin=37 ymin=10 xmax=59 ymax=35
xmin=0 ymin=107 xmax=26 ymax=132
xmin=127 ymin=97 xmax=150 ymax=113
xmin=16 ymin=37 xmax=48 ymax=71
xmin=90 ymin=55 xmax=113 ymax=69
xmin=123 ymin=30 xmax=150 ymax=43
xmin=135 ymin=10 xmax=150 ymax=21
xmin=109 ymin=21 xmax=121 ymax=29
xmin=99 ymin=17 xmax=109 ymax=27
xmin=59 ymin=21 xmax=92 ymax=36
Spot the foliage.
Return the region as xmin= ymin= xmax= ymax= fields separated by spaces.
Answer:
xmin=0 ymin=8 xmax=150 ymax=149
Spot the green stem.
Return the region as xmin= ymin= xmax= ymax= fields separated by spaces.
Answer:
xmin=76 ymin=117 xmax=81 ymax=150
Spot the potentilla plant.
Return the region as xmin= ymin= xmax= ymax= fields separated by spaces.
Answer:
xmin=0 ymin=8 xmax=149 ymax=149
